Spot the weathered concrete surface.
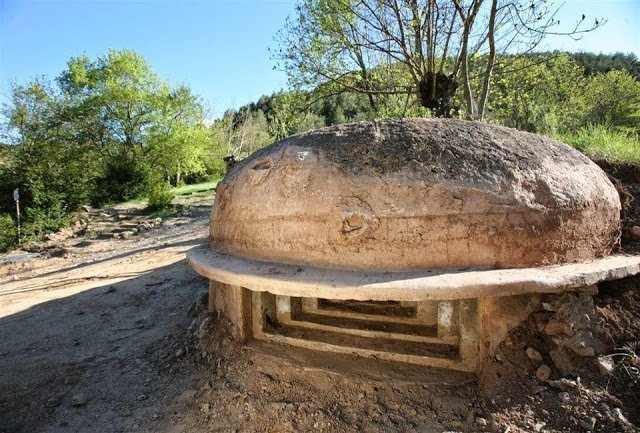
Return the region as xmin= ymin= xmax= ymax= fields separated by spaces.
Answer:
xmin=478 ymin=294 xmax=542 ymax=357
xmin=187 ymin=246 xmax=640 ymax=301
xmin=209 ymin=281 xmax=252 ymax=341
xmin=211 ymin=118 xmax=620 ymax=271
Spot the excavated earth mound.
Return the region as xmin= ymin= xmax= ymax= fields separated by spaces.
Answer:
xmin=211 ymin=118 xmax=620 ymax=271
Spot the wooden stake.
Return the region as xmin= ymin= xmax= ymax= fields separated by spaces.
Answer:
xmin=13 ymin=188 xmax=20 ymax=245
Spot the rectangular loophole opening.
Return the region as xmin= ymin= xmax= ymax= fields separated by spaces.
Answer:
xmin=250 ymin=292 xmax=478 ymax=371
xmin=317 ymin=299 xmax=417 ymax=318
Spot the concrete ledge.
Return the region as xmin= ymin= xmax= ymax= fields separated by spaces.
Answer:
xmin=187 ymin=245 xmax=640 ymax=301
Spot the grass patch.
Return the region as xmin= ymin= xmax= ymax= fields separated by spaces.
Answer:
xmin=117 ymin=198 xmax=147 ymax=207
xmin=172 ymin=181 xmax=218 ymax=197
xmin=557 ymin=125 xmax=640 ymax=162
xmin=99 ymin=180 xmax=218 ymax=214
xmin=146 ymin=205 xmax=182 ymax=220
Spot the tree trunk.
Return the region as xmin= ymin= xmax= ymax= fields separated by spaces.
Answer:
xmin=366 ymin=91 xmax=377 ymax=112
xmin=478 ymin=0 xmax=498 ymax=120
xmin=453 ymin=0 xmax=483 ymax=120
xmin=460 ymin=28 xmax=475 ymax=119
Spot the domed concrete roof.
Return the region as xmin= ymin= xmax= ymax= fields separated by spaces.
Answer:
xmin=210 ymin=118 xmax=621 ymax=271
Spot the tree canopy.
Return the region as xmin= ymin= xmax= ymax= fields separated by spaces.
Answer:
xmin=274 ymin=0 xmax=603 ymax=119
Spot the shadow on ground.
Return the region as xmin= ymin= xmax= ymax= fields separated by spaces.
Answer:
xmin=0 ymin=259 xmax=208 ymax=433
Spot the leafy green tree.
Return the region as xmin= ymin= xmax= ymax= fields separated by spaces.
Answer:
xmin=57 ymin=49 xmax=212 ymax=203
xmin=145 ymin=85 xmax=210 ymax=185
xmin=268 ymin=92 xmax=310 ymax=140
xmin=58 ymin=50 xmax=167 ymax=151
xmin=317 ymin=92 xmax=373 ymax=124
xmin=275 ymin=0 xmax=602 ymax=119
xmin=207 ymin=120 xmax=234 ymax=179
xmin=583 ymin=70 xmax=640 ymax=130
xmin=488 ymin=54 xmax=585 ymax=134
xmin=0 ymin=144 xmax=16 ymax=214
xmin=208 ymin=108 xmax=274 ymax=164
xmin=293 ymin=112 xmax=326 ymax=133
xmin=0 ymin=214 xmax=17 ymax=252
xmin=2 ymin=78 xmax=99 ymax=234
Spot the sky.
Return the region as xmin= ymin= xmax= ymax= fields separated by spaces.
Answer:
xmin=1 ymin=0 xmax=639 ymax=118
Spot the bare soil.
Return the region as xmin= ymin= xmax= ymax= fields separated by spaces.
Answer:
xmin=1 ymin=164 xmax=639 ymax=432
xmin=594 ymin=159 xmax=640 ymax=254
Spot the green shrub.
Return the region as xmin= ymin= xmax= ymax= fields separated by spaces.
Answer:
xmin=583 ymin=70 xmax=640 ymax=130
xmin=204 ymin=157 xmax=227 ymax=182
xmin=557 ymin=125 xmax=640 ymax=162
xmin=0 ymin=213 xmax=17 ymax=252
xmin=17 ymin=185 xmax=71 ymax=242
xmin=93 ymin=156 xmax=149 ymax=206
xmin=24 ymin=201 xmax=71 ymax=241
xmin=147 ymin=180 xmax=175 ymax=210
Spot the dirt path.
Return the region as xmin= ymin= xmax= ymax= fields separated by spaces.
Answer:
xmin=0 ymin=196 xmax=213 ymax=433
xmin=1 ymin=192 xmax=638 ymax=433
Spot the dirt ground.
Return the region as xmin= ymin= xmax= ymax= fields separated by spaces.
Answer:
xmin=1 ymin=173 xmax=639 ymax=433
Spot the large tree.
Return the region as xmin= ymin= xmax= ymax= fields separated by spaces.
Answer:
xmin=275 ymin=0 xmax=602 ymax=119
xmin=57 ymin=50 xmax=210 ymax=193
xmin=59 ymin=50 xmax=173 ymax=154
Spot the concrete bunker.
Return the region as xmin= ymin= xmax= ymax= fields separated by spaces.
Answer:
xmin=187 ymin=118 xmax=640 ymax=372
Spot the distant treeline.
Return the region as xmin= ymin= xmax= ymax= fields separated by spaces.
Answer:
xmin=571 ymin=52 xmax=640 ymax=80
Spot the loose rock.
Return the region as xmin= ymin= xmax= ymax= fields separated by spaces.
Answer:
xmin=549 ymin=348 xmax=574 ymax=376
xmin=612 ymin=408 xmax=632 ymax=429
xmin=534 ymin=422 xmax=546 ymax=432
xmin=46 ymin=397 xmax=62 ymax=408
xmin=526 ymin=347 xmax=543 ymax=362
xmin=70 ymin=394 xmax=88 ymax=407
xmin=629 ymin=225 xmax=640 ymax=241
xmin=596 ymin=356 xmax=615 ymax=375
xmin=544 ymin=319 xmax=573 ymax=336
xmin=579 ymin=416 xmax=596 ymax=430
xmin=536 ymin=365 xmax=552 ymax=382
xmin=119 ymin=230 xmax=135 ymax=239
xmin=548 ymin=378 xmax=577 ymax=392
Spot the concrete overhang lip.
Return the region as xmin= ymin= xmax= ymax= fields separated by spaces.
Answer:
xmin=187 ymin=245 xmax=640 ymax=302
